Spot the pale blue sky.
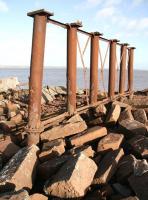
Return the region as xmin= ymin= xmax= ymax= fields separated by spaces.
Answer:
xmin=0 ymin=0 xmax=148 ymax=69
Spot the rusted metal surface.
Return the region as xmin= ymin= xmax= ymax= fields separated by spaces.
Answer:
xmin=26 ymin=10 xmax=53 ymax=145
xmin=90 ymin=32 xmax=102 ymax=104
xmin=128 ymin=47 xmax=135 ymax=95
xmin=108 ymin=39 xmax=119 ymax=98
xmin=119 ymin=43 xmax=129 ymax=94
xmin=67 ymin=22 xmax=82 ymax=115
xmin=47 ymin=18 xmax=67 ymax=29
xmin=47 ymin=17 xmax=123 ymax=46
xmin=25 ymin=9 xmax=135 ymax=133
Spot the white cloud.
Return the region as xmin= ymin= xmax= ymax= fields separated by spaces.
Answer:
xmin=125 ymin=17 xmax=148 ymax=32
xmin=95 ymin=2 xmax=148 ymax=39
xmin=96 ymin=6 xmax=116 ymax=18
xmin=0 ymin=0 xmax=8 ymax=12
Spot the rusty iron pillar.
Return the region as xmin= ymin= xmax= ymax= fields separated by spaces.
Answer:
xmin=90 ymin=32 xmax=102 ymax=105
xmin=26 ymin=9 xmax=53 ymax=145
xmin=119 ymin=43 xmax=129 ymax=94
xmin=67 ymin=22 xmax=82 ymax=115
xmin=108 ymin=39 xmax=119 ymax=98
xmin=128 ymin=47 xmax=136 ymax=95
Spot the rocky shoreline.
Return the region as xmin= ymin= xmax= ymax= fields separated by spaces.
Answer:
xmin=0 ymin=80 xmax=148 ymax=199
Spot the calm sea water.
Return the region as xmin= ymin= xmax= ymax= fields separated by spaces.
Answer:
xmin=0 ymin=68 xmax=147 ymax=91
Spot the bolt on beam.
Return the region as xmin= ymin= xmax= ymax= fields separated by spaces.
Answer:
xmin=90 ymin=32 xmax=102 ymax=105
xmin=108 ymin=39 xmax=119 ymax=98
xmin=67 ymin=22 xmax=82 ymax=115
xmin=26 ymin=9 xmax=53 ymax=145
xmin=119 ymin=43 xmax=129 ymax=94
xmin=128 ymin=47 xmax=136 ymax=95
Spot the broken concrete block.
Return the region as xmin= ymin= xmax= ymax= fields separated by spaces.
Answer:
xmin=70 ymin=145 xmax=95 ymax=158
xmin=44 ymin=153 xmax=97 ymax=198
xmin=94 ymin=104 xmax=107 ymax=117
xmin=39 ymin=138 xmax=65 ymax=162
xmin=113 ymin=101 xmax=131 ymax=109
xmin=0 ymin=144 xmax=39 ymax=192
xmin=67 ymin=114 xmax=83 ymax=123
xmin=119 ymin=109 xmax=134 ymax=122
xmin=133 ymin=159 xmax=148 ymax=176
xmin=97 ymin=133 xmax=124 ymax=153
xmin=42 ymin=88 xmax=54 ymax=103
xmin=0 ymin=77 xmax=19 ymax=92
xmin=41 ymin=120 xmax=87 ymax=142
xmin=116 ymin=154 xmax=136 ymax=183
xmin=69 ymin=126 xmax=107 ymax=147
xmin=38 ymin=155 xmax=70 ymax=180
xmin=127 ymin=135 xmax=148 ymax=158
xmin=93 ymin=148 xmax=124 ymax=184
xmin=128 ymin=171 xmax=148 ymax=200
xmin=0 ymin=189 xmax=29 ymax=200
xmin=0 ymin=136 xmax=20 ymax=162
xmin=10 ymin=113 xmax=23 ymax=125
xmin=106 ymin=104 xmax=121 ymax=125
xmin=133 ymin=109 xmax=147 ymax=124
xmin=55 ymin=86 xmax=66 ymax=95
xmin=30 ymin=193 xmax=48 ymax=200
xmin=119 ymin=119 xmax=147 ymax=138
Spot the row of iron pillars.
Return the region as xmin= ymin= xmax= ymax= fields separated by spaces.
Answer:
xmin=26 ymin=10 xmax=135 ymax=145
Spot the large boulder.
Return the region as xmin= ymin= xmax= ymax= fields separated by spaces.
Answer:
xmin=44 ymin=153 xmax=97 ymax=198
xmin=106 ymin=104 xmax=121 ymax=125
xmin=128 ymin=171 xmax=148 ymax=200
xmin=41 ymin=117 xmax=87 ymax=142
xmin=0 ymin=136 xmax=20 ymax=162
xmin=97 ymin=133 xmax=124 ymax=153
xmin=132 ymin=109 xmax=147 ymax=124
xmin=0 ymin=77 xmax=19 ymax=92
xmin=69 ymin=126 xmax=107 ymax=147
xmin=0 ymin=145 xmax=39 ymax=192
xmin=127 ymin=135 xmax=148 ymax=158
xmin=93 ymin=148 xmax=124 ymax=184
xmin=119 ymin=119 xmax=147 ymax=139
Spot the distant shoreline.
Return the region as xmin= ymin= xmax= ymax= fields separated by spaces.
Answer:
xmin=0 ymin=67 xmax=147 ymax=71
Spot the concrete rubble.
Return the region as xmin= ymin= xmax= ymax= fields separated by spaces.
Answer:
xmin=44 ymin=153 xmax=97 ymax=198
xmin=0 ymin=77 xmax=20 ymax=92
xmin=0 ymin=144 xmax=39 ymax=192
xmin=0 ymin=85 xmax=148 ymax=199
